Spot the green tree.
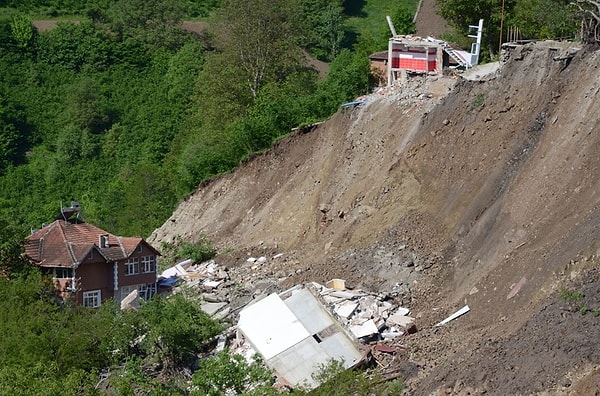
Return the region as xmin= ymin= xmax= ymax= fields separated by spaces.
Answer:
xmin=0 ymin=363 xmax=99 ymax=396
xmin=390 ymin=4 xmax=416 ymax=35
xmin=36 ymin=21 xmax=112 ymax=71
xmin=107 ymin=0 xmax=188 ymax=52
xmin=112 ymin=293 xmax=224 ymax=369
xmin=511 ymin=0 xmax=577 ymax=39
xmin=164 ymin=40 xmax=205 ymax=104
xmin=437 ymin=0 xmax=508 ymax=56
xmin=0 ymin=99 xmax=24 ymax=171
xmin=299 ymin=0 xmax=346 ymax=61
xmin=0 ymin=272 xmax=113 ymax=394
xmin=311 ymin=49 xmax=370 ymax=118
xmin=211 ymin=0 xmax=302 ymax=100
xmin=0 ymin=217 xmax=30 ymax=277
xmin=62 ymin=77 xmax=111 ymax=133
xmin=10 ymin=14 xmax=35 ymax=50
xmin=191 ymin=350 xmax=278 ymax=396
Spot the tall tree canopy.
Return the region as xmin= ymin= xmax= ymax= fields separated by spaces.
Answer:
xmin=438 ymin=0 xmax=579 ymax=56
xmin=211 ymin=0 xmax=302 ymax=100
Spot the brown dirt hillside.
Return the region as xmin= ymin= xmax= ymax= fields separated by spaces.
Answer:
xmin=149 ymin=41 xmax=600 ymax=395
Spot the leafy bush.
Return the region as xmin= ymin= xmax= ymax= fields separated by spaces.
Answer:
xmin=560 ymin=287 xmax=583 ymax=302
xmin=292 ymin=359 xmax=403 ymax=396
xmin=191 ymin=350 xmax=278 ymax=396
xmin=176 ymin=235 xmax=216 ymax=263
xmin=112 ymin=293 xmax=224 ymax=369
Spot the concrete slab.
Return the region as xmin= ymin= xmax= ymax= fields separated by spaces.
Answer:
xmin=335 ymin=301 xmax=359 ymax=318
xmin=238 ymin=293 xmax=310 ymax=360
xmin=201 ymin=301 xmax=228 ymax=316
xmin=387 ymin=314 xmax=415 ymax=328
xmin=461 ymin=62 xmax=500 ymax=81
xmin=350 ymin=319 xmax=379 ymax=338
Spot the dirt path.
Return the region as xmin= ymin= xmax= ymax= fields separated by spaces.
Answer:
xmin=415 ymin=0 xmax=449 ymax=37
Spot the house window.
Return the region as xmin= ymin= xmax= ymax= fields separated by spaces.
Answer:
xmin=125 ymin=257 xmax=140 ymax=275
xmin=54 ymin=267 xmax=73 ymax=279
xmin=137 ymin=244 xmax=143 ymax=253
xmin=141 ymin=256 xmax=156 ymax=273
xmin=83 ymin=290 xmax=101 ymax=308
xmin=120 ymin=285 xmax=137 ymax=301
xmin=120 ymin=283 xmax=156 ymax=301
xmin=87 ymin=250 xmax=93 ymax=260
xmin=139 ymin=283 xmax=157 ymax=299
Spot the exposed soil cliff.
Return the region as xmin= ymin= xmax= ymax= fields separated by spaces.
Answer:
xmin=150 ymin=41 xmax=600 ymax=394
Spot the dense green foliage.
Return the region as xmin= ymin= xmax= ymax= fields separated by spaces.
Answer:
xmin=191 ymin=350 xmax=279 ymax=396
xmin=0 ymin=271 xmax=223 ymax=394
xmin=0 ymin=272 xmax=111 ymax=394
xmin=438 ymin=0 xmax=579 ymax=57
xmin=0 ymin=0 xmax=376 ymax=240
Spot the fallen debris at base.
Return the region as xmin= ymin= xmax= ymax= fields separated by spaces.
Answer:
xmin=326 ymin=278 xmax=346 ymax=290
xmin=340 ymin=100 xmax=367 ymax=108
xmin=507 ymin=276 xmax=527 ymax=300
xmin=120 ymin=289 xmax=139 ymax=311
xmin=161 ymin=260 xmax=189 ymax=278
xmin=435 ymin=305 xmax=470 ymax=327
xmin=161 ymin=257 xmax=421 ymax=389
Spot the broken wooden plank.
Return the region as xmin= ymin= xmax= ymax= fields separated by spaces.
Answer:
xmin=507 ymin=276 xmax=527 ymax=300
xmin=434 ymin=305 xmax=470 ymax=327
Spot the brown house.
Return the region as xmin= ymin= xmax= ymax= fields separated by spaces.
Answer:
xmin=23 ymin=204 xmax=160 ymax=307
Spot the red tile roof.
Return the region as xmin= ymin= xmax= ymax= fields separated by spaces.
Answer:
xmin=24 ymin=219 xmax=152 ymax=268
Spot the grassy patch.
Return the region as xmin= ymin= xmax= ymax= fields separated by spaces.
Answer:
xmin=560 ymin=287 xmax=599 ymax=316
xmin=344 ymin=0 xmax=417 ymax=40
xmin=472 ymin=93 xmax=485 ymax=108
xmin=560 ymin=287 xmax=584 ymax=302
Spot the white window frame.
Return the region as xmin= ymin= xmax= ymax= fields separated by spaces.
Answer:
xmin=120 ymin=283 xmax=157 ymax=301
xmin=83 ymin=290 xmax=101 ymax=308
xmin=125 ymin=257 xmax=140 ymax=276
xmin=139 ymin=283 xmax=157 ymax=299
xmin=120 ymin=285 xmax=137 ymax=301
xmin=141 ymin=256 xmax=156 ymax=273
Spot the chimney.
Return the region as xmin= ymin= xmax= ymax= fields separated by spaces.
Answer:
xmin=99 ymin=234 xmax=109 ymax=248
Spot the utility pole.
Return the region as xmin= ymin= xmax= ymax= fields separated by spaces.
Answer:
xmin=499 ymin=0 xmax=505 ymax=53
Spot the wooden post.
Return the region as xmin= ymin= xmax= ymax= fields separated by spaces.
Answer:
xmin=499 ymin=0 xmax=505 ymax=52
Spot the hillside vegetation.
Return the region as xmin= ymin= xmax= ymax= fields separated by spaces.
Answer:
xmin=0 ymin=0 xmax=587 ymax=240
xmin=0 ymin=0 xmax=597 ymax=394
xmin=0 ymin=0 xmax=398 ymax=240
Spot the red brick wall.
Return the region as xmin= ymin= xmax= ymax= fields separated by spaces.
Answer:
xmin=390 ymin=47 xmax=437 ymax=72
xmin=75 ymin=258 xmax=115 ymax=304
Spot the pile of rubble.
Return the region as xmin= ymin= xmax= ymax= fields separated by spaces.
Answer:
xmin=159 ymin=257 xmax=417 ymax=341
xmin=313 ymin=279 xmax=416 ymax=340
xmin=156 ymin=255 xmax=469 ymax=389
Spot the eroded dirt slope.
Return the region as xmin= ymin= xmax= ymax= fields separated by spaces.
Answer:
xmin=150 ymin=41 xmax=600 ymax=394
